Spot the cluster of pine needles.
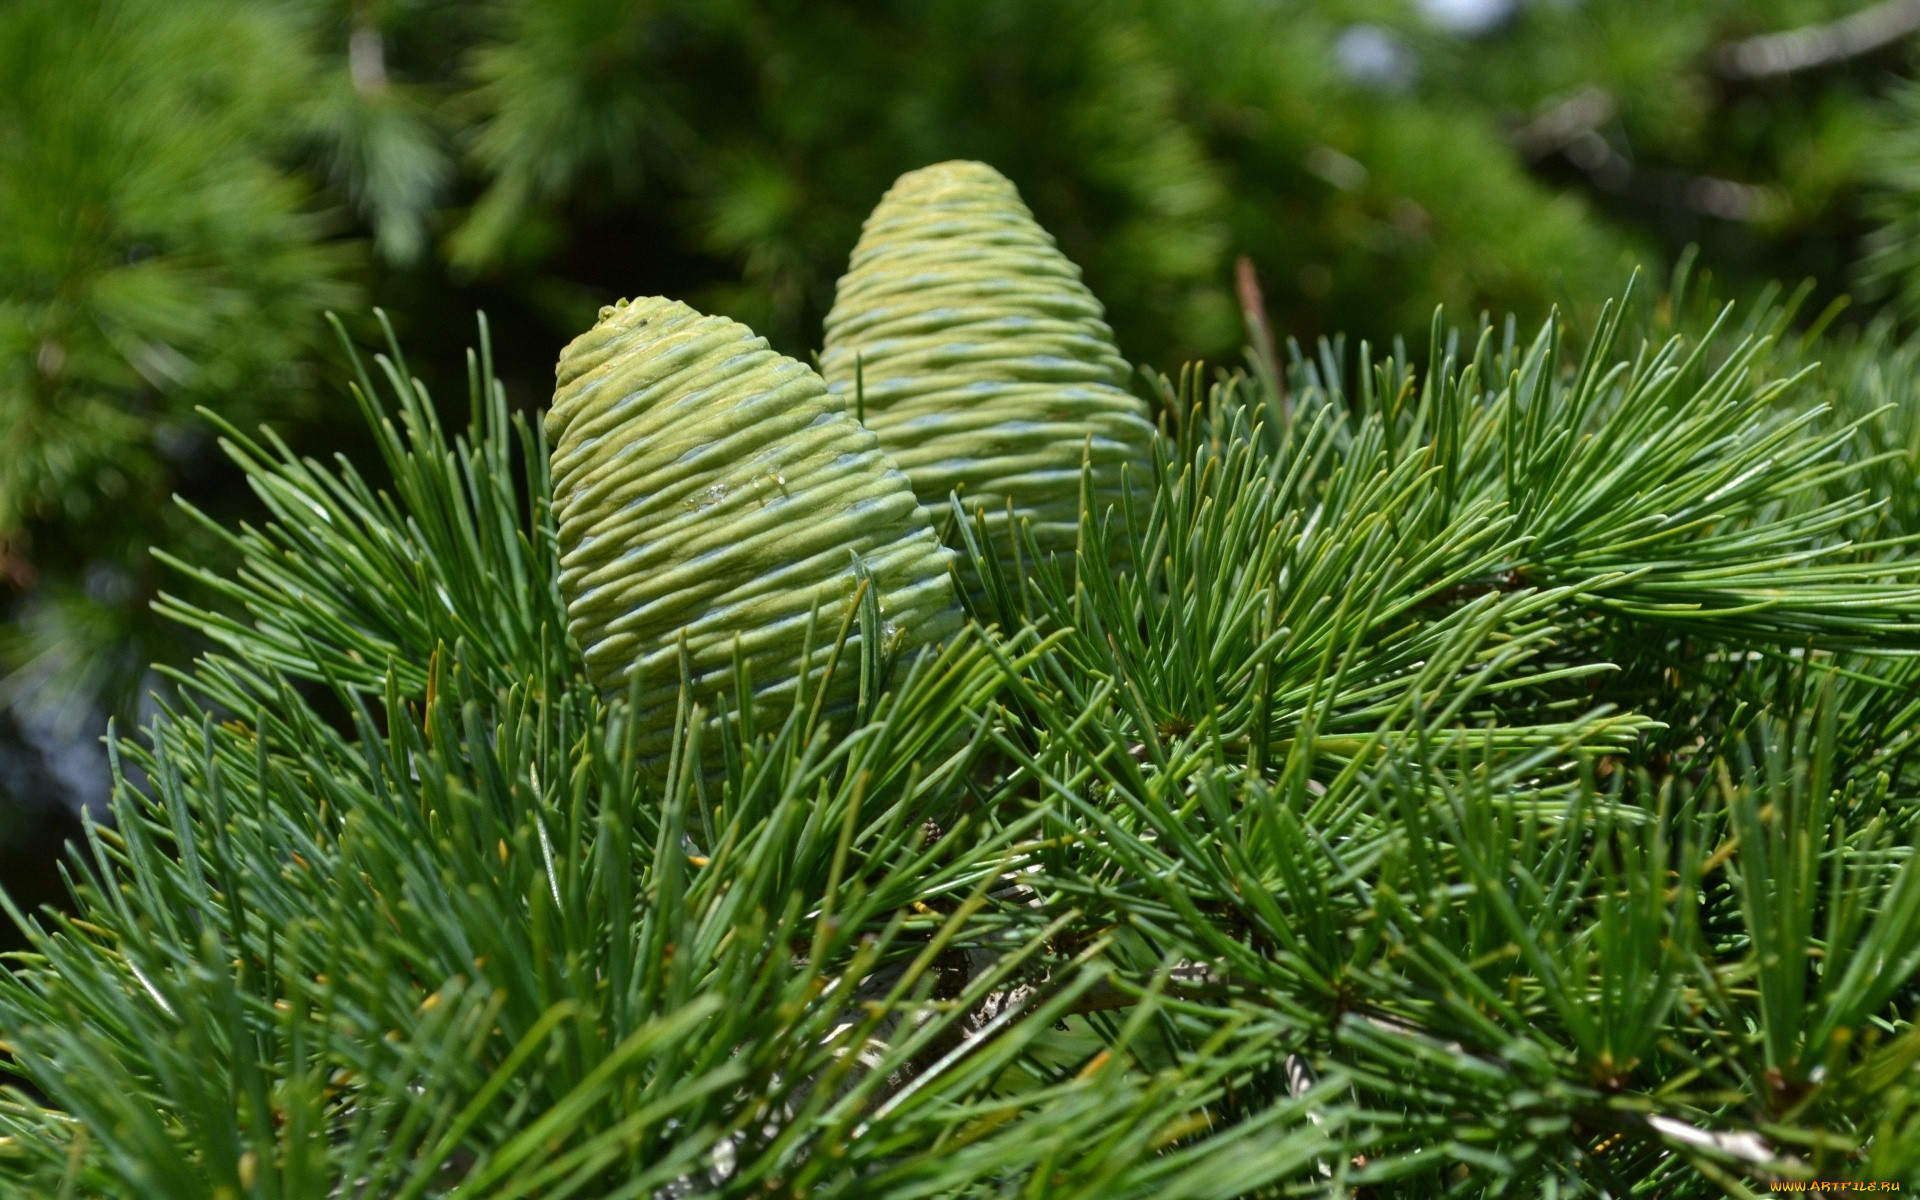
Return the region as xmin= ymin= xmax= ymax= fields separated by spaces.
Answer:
xmin=2 ymin=269 xmax=1920 ymax=1197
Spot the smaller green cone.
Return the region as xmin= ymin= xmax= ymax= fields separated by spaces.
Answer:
xmin=548 ymin=296 xmax=961 ymax=760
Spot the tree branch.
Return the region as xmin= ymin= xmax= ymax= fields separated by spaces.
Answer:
xmin=1717 ymin=0 xmax=1920 ymax=79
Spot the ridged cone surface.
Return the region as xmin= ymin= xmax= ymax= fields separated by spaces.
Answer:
xmin=821 ymin=160 xmax=1156 ymax=573
xmin=548 ymin=296 xmax=960 ymax=754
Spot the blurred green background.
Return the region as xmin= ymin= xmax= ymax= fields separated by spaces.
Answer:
xmin=8 ymin=0 xmax=1920 ymax=934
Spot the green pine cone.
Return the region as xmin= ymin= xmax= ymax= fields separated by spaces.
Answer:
xmin=547 ymin=296 xmax=961 ymax=755
xmin=820 ymin=160 xmax=1156 ymax=581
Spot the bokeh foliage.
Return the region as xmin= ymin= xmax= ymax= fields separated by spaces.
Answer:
xmin=0 ymin=0 xmax=353 ymax=746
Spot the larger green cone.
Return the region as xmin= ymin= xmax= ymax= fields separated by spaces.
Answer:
xmin=820 ymin=160 xmax=1157 ymax=584
xmin=548 ymin=296 xmax=961 ymax=756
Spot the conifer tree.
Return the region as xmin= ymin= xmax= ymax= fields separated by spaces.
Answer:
xmin=7 ymin=7 xmax=1920 ymax=1188
xmin=3 ymin=237 xmax=1918 ymax=1190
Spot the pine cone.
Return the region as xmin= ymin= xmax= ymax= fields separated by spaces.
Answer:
xmin=821 ymin=160 xmax=1156 ymax=591
xmin=548 ymin=296 xmax=960 ymax=757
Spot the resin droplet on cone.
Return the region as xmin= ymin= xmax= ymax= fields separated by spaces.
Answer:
xmin=548 ymin=296 xmax=960 ymax=757
xmin=821 ymin=160 xmax=1156 ymax=585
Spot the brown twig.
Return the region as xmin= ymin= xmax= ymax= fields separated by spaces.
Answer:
xmin=1235 ymin=255 xmax=1288 ymax=423
xmin=0 ymin=539 xmax=36 ymax=591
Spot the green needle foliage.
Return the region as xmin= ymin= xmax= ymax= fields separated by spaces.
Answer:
xmin=3 ymin=267 xmax=1919 ymax=1195
xmin=0 ymin=0 xmax=352 ymax=727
